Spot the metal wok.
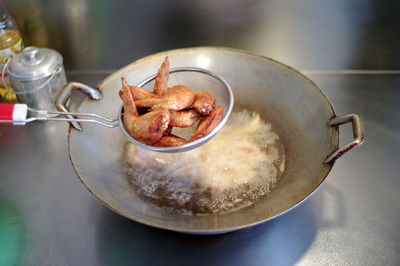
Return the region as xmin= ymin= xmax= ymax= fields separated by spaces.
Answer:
xmin=66 ymin=47 xmax=364 ymax=234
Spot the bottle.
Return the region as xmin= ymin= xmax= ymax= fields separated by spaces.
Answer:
xmin=0 ymin=1 xmax=23 ymax=103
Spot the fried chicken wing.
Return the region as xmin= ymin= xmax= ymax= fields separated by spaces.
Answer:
xmin=120 ymin=57 xmax=225 ymax=147
xmin=131 ymin=109 xmax=170 ymax=145
xmin=120 ymin=79 xmax=170 ymax=145
xmin=193 ymin=91 xmax=216 ymax=115
xmin=189 ymin=106 xmax=224 ymax=141
xmin=135 ymin=85 xmax=195 ymax=111
xmin=120 ymin=78 xmax=139 ymax=134
xmin=169 ymin=109 xmax=200 ymax=127
xmin=153 ymin=56 xmax=169 ymax=96
xmin=120 ymin=77 xmax=155 ymax=100
xmin=153 ymin=135 xmax=188 ymax=147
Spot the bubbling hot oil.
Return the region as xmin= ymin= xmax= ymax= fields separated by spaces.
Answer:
xmin=122 ymin=110 xmax=285 ymax=215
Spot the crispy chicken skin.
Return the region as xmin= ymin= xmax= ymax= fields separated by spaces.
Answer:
xmin=120 ymin=77 xmax=155 ymax=100
xmin=153 ymin=56 xmax=169 ymax=97
xmin=120 ymin=78 xmax=139 ymax=134
xmin=120 ymin=80 xmax=170 ymax=145
xmin=131 ymin=109 xmax=170 ymax=145
xmin=193 ymin=91 xmax=216 ymax=115
xmin=189 ymin=106 xmax=224 ymax=141
xmin=135 ymin=85 xmax=195 ymax=111
xmin=169 ymin=109 xmax=200 ymax=128
xmin=153 ymin=135 xmax=188 ymax=147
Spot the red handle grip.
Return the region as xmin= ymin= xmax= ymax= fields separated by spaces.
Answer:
xmin=0 ymin=103 xmax=15 ymax=124
xmin=0 ymin=103 xmax=28 ymax=125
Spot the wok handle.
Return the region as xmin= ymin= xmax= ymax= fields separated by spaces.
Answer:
xmin=55 ymin=82 xmax=103 ymax=131
xmin=325 ymin=114 xmax=365 ymax=164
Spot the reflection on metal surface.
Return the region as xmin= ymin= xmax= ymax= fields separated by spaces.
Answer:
xmin=6 ymin=0 xmax=400 ymax=70
xmin=196 ymin=55 xmax=211 ymax=68
xmin=246 ymin=1 xmax=373 ymax=70
xmin=95 ymin=198 xmax=317 ymax=266
xmin=61 ymin=0 xmax=97 ymax=69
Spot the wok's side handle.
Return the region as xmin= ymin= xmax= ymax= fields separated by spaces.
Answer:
xmin=325 ymin=114 xmax=365 ymax=164
xmin=55 ymin=82 xmax=103 ymax=131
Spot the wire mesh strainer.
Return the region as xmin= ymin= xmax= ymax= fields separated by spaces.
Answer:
xmin=120 ymin=67 xmax=234 ymax=152
xmin=0 ymin=67 xmax=234 ymax=153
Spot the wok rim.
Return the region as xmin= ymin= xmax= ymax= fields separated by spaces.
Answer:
xmin=68 ymin=46 xmax=338 ymax=234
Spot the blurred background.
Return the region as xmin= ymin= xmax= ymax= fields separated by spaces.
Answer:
xmin=5 ymin=0 xmax=400 ymax=71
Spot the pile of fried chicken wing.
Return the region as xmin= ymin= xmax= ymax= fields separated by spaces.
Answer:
xmin=119 ymin=57 xmax=224 ymax=147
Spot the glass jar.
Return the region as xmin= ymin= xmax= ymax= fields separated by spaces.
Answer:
xmin=5 ymin=46 xmax=67 ymax=111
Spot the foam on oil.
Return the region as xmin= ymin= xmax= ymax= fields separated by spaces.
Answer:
xmin=122 ymin=110 xmax=285 ymax=215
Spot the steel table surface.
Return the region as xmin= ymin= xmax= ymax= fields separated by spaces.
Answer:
xmin=0 ymin=72 xmax=398 ymax=265
xmin=2 ymin=0 xmax=400 ymax=265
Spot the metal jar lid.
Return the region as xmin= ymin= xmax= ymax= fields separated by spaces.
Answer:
xmin=6 ymin=46 xmax=63 ymax=81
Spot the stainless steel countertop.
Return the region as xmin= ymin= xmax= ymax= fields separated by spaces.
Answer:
xmin=6 ymin=0 xmax=400 ymax=71
xmin=2 ymin=0 xmax=400 ymax=265
xmin=0 ymin=72 xmax=399 ymax=265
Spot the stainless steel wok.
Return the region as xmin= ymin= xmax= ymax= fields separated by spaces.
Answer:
xmin=65 ymin=47 xmax=364 ymax=234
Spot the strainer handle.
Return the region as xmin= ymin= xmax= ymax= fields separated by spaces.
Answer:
xmin=0 ymin=103 xmax=28 ymax=125
xmin=325 ymin=114 xmax=365 ymax=164
xmin=55 ymin=82 xmax=103 ymax=131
